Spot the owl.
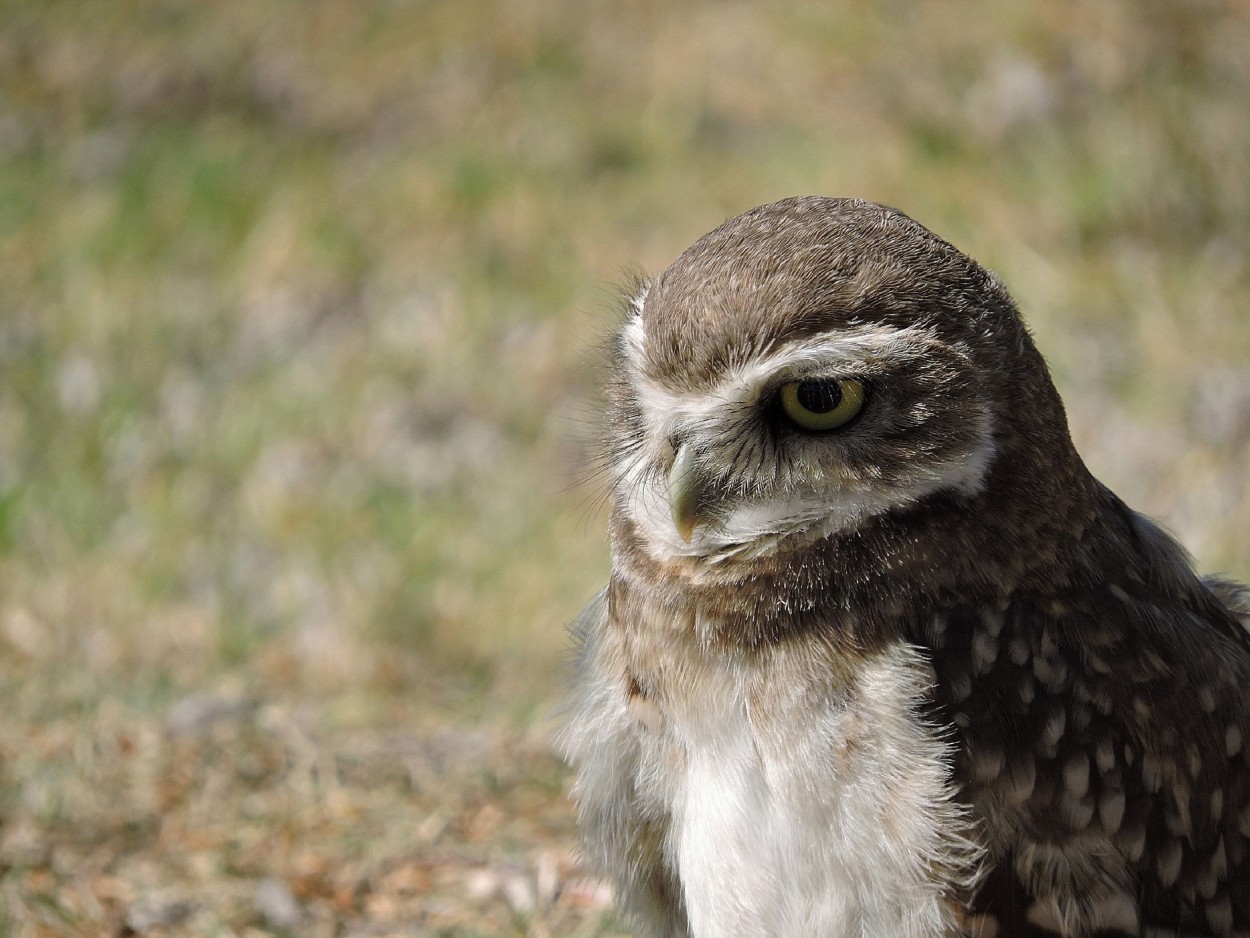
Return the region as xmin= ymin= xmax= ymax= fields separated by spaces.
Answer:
xmin=559 ymin=197 xmax=1250 ymax=938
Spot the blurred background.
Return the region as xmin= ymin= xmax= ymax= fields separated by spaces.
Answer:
xmin=1 ymin=1 xmax=1248 ymax=934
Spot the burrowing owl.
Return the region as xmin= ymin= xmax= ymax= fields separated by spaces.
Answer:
xmin=560 ymin=197 xmax=1250 ymax=937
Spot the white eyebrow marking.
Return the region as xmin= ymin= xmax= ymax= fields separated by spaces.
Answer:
xmin=620 ymin=304 xmax=647 ymax=371
xmin=623 ymin=314 xmax=947 ymax=420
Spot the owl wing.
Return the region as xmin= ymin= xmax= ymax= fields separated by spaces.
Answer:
xmin=932 ymin=499 xmax=1250 ymax=936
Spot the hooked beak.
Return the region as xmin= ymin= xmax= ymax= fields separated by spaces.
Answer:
xmin=668 ymin=444 xmax=713 ymax=543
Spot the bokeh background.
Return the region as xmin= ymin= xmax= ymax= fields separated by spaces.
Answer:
xmin=2 ymin=1 xmax=1249 ymax=935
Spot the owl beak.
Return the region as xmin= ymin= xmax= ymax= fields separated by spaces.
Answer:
xmin=668 ymin=444 xmax=711 ymax=542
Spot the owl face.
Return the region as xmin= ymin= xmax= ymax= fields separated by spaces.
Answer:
xmin=608 ymin=198 xmax=1040 ymax=566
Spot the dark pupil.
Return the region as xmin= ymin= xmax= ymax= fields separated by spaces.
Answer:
xmin=796 ymin=380 xmax=842 ymax=413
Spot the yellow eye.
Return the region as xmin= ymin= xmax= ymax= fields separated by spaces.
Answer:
xmin=778 ymin=378 xmax=867 ymax=431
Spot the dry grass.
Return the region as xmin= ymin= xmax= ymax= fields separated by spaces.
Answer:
xmin=1 ymin=0 xmax=1248 ymax=934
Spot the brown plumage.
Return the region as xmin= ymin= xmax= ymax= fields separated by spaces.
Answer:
xmin=560 ymin=197 xmax=1250 ymax=937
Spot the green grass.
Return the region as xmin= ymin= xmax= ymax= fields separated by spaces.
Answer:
xmin=1 ymin=1 xmax=1249 ymax=934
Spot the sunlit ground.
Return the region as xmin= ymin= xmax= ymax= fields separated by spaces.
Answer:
xmin=1 ymin=1 xmax=1248 ymax=934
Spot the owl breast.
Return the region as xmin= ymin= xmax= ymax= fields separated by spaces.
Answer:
xmin=608 ymin=591 xmax=981 ymax=938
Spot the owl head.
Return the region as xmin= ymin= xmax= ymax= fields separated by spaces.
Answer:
xmin=606 ymin=197 xmax=1092 ymax=603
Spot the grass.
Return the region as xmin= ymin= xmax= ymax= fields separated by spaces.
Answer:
xmin=1 ymin=0 xmax=1249 ymax=934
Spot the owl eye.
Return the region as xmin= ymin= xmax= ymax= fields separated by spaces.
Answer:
xmin=778 ymin=378 xmax=867 ymax=432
